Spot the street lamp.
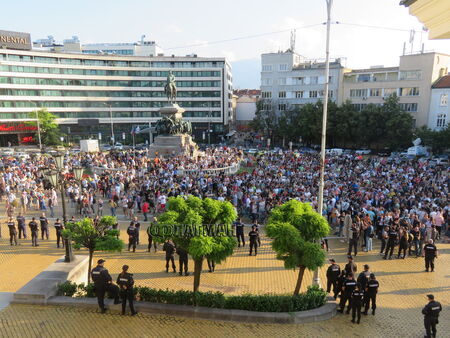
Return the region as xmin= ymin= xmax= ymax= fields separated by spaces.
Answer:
xmin=26 ymin=100 xmax=42 ymax=151
xmin=102 ymin=102 xmax=115 ymax=145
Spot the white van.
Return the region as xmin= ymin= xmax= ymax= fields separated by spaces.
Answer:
xmin=326 ymin=148 xmax=343 ymax=155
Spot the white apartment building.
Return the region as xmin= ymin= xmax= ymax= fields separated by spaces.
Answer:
xmin=342 ymin=52 xmax=450 ymax=127
xmin=429 ymin=75 xmax=450 ymax=130
xmin=260 ymin=51 xmax=347 ymax=112
xmin=233 ymin=89 xmax=260 ymax=125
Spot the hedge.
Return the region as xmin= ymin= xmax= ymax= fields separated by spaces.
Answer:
xmin=57 ymin=282 xmax=326 ymax=313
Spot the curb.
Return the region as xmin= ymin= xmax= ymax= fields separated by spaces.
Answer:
xmin=47 ymin=296 xmax=337 ymax=324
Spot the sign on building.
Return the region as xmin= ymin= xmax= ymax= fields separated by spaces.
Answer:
xmin=0 ymin=30 xmax=31 ymax=50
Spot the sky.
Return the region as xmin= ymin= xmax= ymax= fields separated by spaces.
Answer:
xmin=2 ymin=0 xmax=450 ymax=88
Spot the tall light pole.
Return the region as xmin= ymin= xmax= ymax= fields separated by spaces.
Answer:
xmin=102 ymin=102 xmax=114 ymax=144
xmin=313 ymin=0 xmax=333 ymax=287
xmin=27 ymin=100 xmax=42 ymax=151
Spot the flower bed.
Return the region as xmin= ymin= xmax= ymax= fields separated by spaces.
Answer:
xmin=57 ymin=282 xmax=326 ymax=313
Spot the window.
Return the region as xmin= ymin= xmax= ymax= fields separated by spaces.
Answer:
xmin=295 ymin=91 xmax=304 ymax=98
xmin=293 ymin=77 xmax=304 ymax=85
xmin=278 ymin=91 xmax=286 ymax=98
xmin=261 ymin=91 xmax=272 ymax=99
xmin=400 ymin=87 xmax=419 ymax=96
xmin=437 ymin=114 xmax=447 ymax=128
xmin=357 ymin=74 xmax=371 ymax=82
xmin=328 ymin=76 xmax=334 ymax=84
xmin=262 ymin=78 xmax=272 ymax=85
xmin=440 ymin=94 xmax=448 ymax=106
xmin=310 ymin=76 xmax=318 ymax=85
xmin=350 ymin=89 xmax=366 ymax=97
xmin=278 ymin=77 xmax=286 ymax=85
xmin=309 ymin=91 xmax=318 ymax=98
xmin=399 ymin=70 xmax=422 ymax=80
xmin=352 ymin=103 xmax=367 ymax=112
xmin=328 ymin=90 xmax=334 ymax=98
xmin=370 ymin=88 xmax=381 ymax=97
xmin=262 ymin=64 xmax=272 ymax=72
xmin=279 ymin=64 xmax=288 ymax=71
xmin=278 ymin=104 xmax=287 ymax=111
xmin=399 ymin=103 xmax=418 ymax=112
xmin=262 ymin=103 xmax=272 ymax=110
xmin=383 ymin=88 xmax=397 ymax=97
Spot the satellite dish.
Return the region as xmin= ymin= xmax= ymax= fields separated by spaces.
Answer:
xmin=412 ymin=138 xmax=421 ymax=146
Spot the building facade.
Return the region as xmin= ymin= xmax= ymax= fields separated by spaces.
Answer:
xmin=429 ymin=74 xmax=450 ymax=130
xmin=342 ymin=52 xmax=450 ymax=127
xmin=233 ymin=89 xmax=260 ymax=125
xmin=260 ymin=51 xmax=347 ymax=112
xmin=0 ymin=34 xmax=233 ymax=146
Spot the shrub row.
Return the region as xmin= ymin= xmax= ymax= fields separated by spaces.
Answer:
xmin=57 ymin=282 xmax=327 ymax=313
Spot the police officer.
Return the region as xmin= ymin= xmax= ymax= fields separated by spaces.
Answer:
xmin=383 ymin=226 xmax=398 ymax=260
xmin=147 ymin=217 xmax=158 ymax=252
xmin=91 ymin=259 xmax=120 ymax=313
xmin=422 ymin=294 xmax=442 ymax=338
xmin=326 ymin=258 xmax=341 ymax=299
xmin=336 ymin=270 xmax=346 ymax=300
xmin=234 ymin=217 xmax=245 ymax=247
xmin=130 ymin=217 xmax=141 ymax=245
xmin=423 ymin=239 xmax=438 ymax=272
xmin=29 ymin=217 xmax=39 ymax=247
xmin=54 ymin=218 xmax=64 ymax=248
xmin=351 ymin=283 xmax=364 ymax=324
xmin=344 ymin=255 xmax=357 ymax=277
xmin=116 ymin=265 xmax=137 ymax=316
xmin=39 ymin=213 xmax=49 ymax=240
xmin=248 ymin=225 xmax=259 ymax=256
xmin=16 ymin=213 xmax=26 ymax=239
xmin=338 ymin=272 xmax=357 ymax=314
xmin=162 ymin=239 xmax=176 ymax=273
xmin=357 ymin=264 xmax=370 ymax=291
xmin=126 ymin=222 xmax=138 ymax=252
xmin=177 ymin=246 xmax=189 ymax=276
xmin=363 ymin=273 xmax=379 ymax=315
xmin=7 ymin=217 xmax=18 ymax=246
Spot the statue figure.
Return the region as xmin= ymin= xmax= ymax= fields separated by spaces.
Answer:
xmin=164 ymin=70 xmax=177 ymax=103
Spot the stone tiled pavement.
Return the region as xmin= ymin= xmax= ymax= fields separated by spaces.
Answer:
xmin=0 ymin=204 xmax=449 ymax=337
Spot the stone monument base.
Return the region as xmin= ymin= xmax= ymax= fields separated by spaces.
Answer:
xmin=148 ymin=134 xmax=198 ymax=158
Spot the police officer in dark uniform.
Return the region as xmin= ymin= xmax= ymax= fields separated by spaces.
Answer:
xmin=363 ymin=273 xmax=379 ymax=315
xmin=423 ymin=239 xmax=438 ymax=272
xmin=54 ymin=218 xmax=64 ymax=248
xmin=248 ymin=225 xmax=259 ymax=256
xmin=7 ymin=217 xmax=18 ymax=246
xmin=326 ymin=258 xmax=340 ymax=299
xmin=336 ymin=270 xmax=346 ymax=300
xmin=162 ymin=239 xmax=176 ymax=273
xmin=147 ymin=217 xmax=158 ymax=252
xmin=338 ymin=272 xmax=357 ymax=314
xmin=234 ymin=217 xmax=245 ymax=247
xmin=91 ymin=259 xmax=120 ymax=313
xmin=383 ymin=226 xmax=398 ymax=260
xmin=357 ymin=264 xmax=370 ymax=291
xmin=130 ymin=217 xmax=141 ymax=245
xmin=116 ymin=265 xmax=137 ymax=316
xmin=344 ymin=255 xmax=357 ymax=277
xmin=29 ymin=217 xmax=39 ymax=247
xmin=126 ymin=222 xmax=138 ymax=252
xmin=422 ymin=294 xmax=442 ymax=338
xmin=177 ymin=246 xmax=189 ymax=276
xmin=16 ymin=213 xmax=26 ymax=239
xmin=39 ymin=213 xmax=49 ymax=240
xmin=350 ymin=283 xmax=364 ymax=324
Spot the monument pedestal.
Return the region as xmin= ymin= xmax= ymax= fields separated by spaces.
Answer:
xmin=148 ymin=103 xmax=198 ymax=158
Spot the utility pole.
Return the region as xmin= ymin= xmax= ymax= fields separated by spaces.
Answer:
xmin=313 ymin=0 xmax=333 ymax=288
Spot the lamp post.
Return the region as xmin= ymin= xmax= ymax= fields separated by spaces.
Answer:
xmin=313 ymin=0 xmax=333 ymax=287
xmin=44 ymin=154 xmax=84 ymax=262
xmin=102 ymin=102 xmax=115 ymax=145
xmin=27 ymin=100 xmax=42 ymax=151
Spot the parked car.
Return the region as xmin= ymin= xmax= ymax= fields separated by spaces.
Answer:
xmin=113 ymin=143 xmax=124 ymax=150
xmin=1 ymin=148 xmax=15 ymax=156
xmin=435 ymin=157 xmax=449 ymax=166
xmin=15 ymin=152 xmax=30 ymax=160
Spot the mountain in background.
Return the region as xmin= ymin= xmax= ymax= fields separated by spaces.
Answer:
xmin=231 ymin=58 xmax=260 ymax=89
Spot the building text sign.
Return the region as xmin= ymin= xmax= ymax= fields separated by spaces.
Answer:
xmin=0 ymin=30 xmax=31 ymax=50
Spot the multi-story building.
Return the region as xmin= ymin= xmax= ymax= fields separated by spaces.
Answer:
xmin=260 ymin=51 xmax=347 ymax=112
xmin=233 ymin=89 xmax=260 ymax=126
xmin=342 ymin=52 xmax=450 ymax=127
xmin=0 ymin=30 xmax=233 ymax=146
xmin=429 ymin=74 xmax=450 ymax=130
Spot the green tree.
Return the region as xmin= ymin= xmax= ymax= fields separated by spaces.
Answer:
xmin=28 ymin=108 xmax=62 ymax=146
xmin=154 ymin=196 xmax=237 ymax=292
xmin=416 ymin=125 xmax=450 ymax=153
xmin=250 ymin=99 xmax=278 ymax=142
xmin=295 ymin=102 xmax=323 ymax=145
xmin=63 ymin=216 xmax=124 ymax=282
xmin=382 ymin=94 xmax=413 ymax=149
xmin=266 ymin=200 xmax=330 ymax=295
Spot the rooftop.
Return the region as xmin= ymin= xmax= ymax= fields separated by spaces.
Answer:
xmin=233 ymin=89 xmax=261 ymax=96
xmin=432 ymin=74 xmax=450 ymax=88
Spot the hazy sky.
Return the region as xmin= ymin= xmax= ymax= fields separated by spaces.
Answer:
xmin=2 ymin=0 xmax=449 ymax=88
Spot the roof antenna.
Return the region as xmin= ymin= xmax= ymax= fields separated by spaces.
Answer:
xmin=290 ymin=29 xmax=296 ymax=52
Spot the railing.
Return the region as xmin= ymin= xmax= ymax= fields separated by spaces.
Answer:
xmin=177 ymin=161 xmax=241 ymax=176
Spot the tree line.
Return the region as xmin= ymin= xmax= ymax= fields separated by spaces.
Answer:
xmin=250 ymin=94 xmax=449 ymax=152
